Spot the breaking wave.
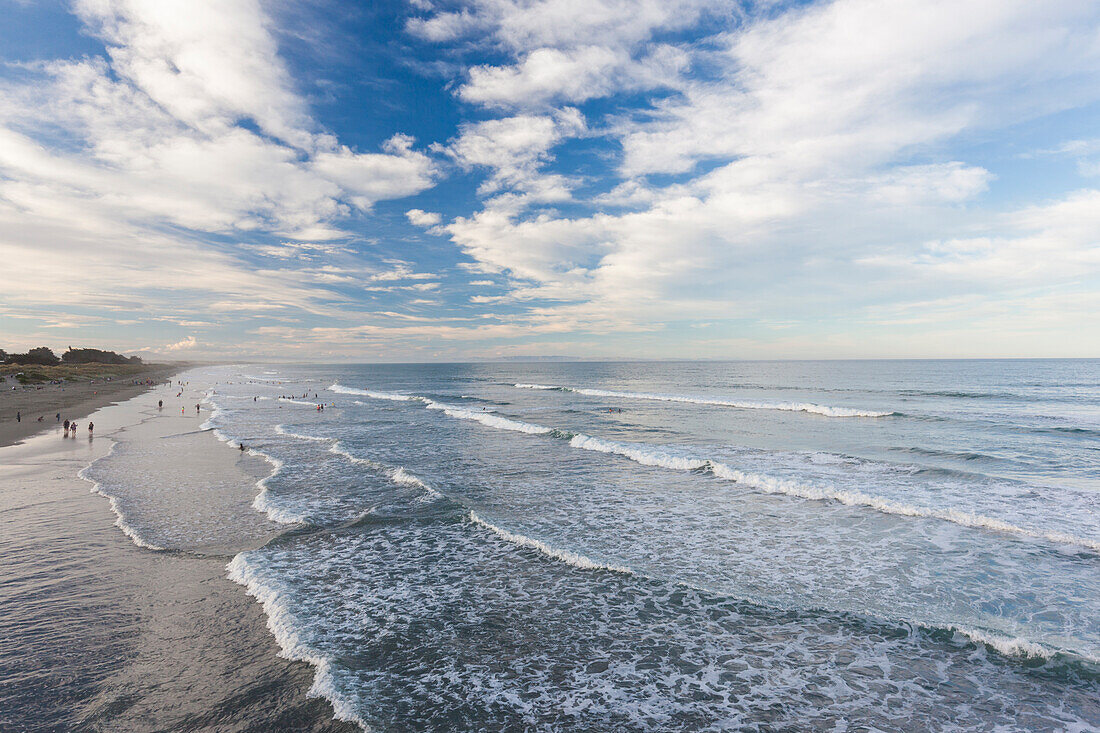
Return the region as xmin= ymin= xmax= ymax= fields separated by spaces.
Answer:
xmin=329 ymin=384 xmax=420 ymax=401
xmin=333 ymin=385 xmax=1098 ymax=552
xmin=513 ymin=384 xmax=894 ymax=417
xmin=470 ymin=512 xmax=634 ymax=575
xmin=569 ymin=434 xmax=1100 ymax=553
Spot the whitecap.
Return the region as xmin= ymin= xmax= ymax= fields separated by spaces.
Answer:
xmin=515 ymin=383 xmax=892 ymax=417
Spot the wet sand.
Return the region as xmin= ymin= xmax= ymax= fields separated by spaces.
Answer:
xmin=0 ymin=381 xmax=354 ymax=731
xmin=0 ymin=365 xmax=178 ymax=448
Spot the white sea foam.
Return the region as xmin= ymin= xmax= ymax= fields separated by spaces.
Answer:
xmin=568 ymin=434 xmax=1100 ymax=553
xmin=226 ymin=554 xmax=370 ymax=731
xmin=275 ymin=424 xmax=332 ymax=443
xmin=329 ymin=441 xmax=441 ymax=500
xmin=78 ymin=442 xmax=167 ymax=551
xmin=515 ymin=383 xmax=892 ymax=417
xmin=81 ymin=466 xmax=167 ymax=551
xmin=948 ymin=626 xmax=1060 ymax=660
xmin=329 ymin=383 xmax=419 ymax=401
xmin=424 ymin=400 xmax=553 ymax=434
xmin=470 ymin=511 xmax=633 ymax=574
xmin=243 ymin=374 xmax=286 ymax=383
xmin=333 ymin=384 xmax=550 ymax=434
xmin=569 ymin=434 xmax=707 ymax=471
xmin=200 ymin=396 xmax=304 ymax=525
xmin=272 ymin=424 xmax=442 ymax=504
xmin=390 ymin=466 xmax=439 ymax=497
xmin=332 ymin=383 xmax=1100 ymax=551
xmin=250 ymin=454 xmax=309 ymax=525
xmin=278 ymin=398 xmax=316 ymax=406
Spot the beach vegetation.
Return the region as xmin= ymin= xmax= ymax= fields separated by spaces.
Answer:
xmin=5 ymin=346 xmax=61 ymax=366
xmin=0 ymin=361 xmax=163 ymax=384
xmin=62 ymin=347 xmax=143 ymax=365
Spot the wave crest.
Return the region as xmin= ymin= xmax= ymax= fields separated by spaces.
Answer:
xmin=515 ymin=383 xmax=893 ymax=417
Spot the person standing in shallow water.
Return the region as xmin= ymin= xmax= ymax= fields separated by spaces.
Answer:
xmin=88 ymin=422 xmax=93 ymax=438
xmin=63 ymin=419 xmax=70 ymax=433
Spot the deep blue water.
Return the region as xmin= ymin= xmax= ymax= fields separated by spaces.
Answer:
xmin=111 ymin=361 xmax=1100 ymax=729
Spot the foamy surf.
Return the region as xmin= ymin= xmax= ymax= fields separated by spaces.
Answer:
xmin=423 ymin=400 xmax=553 ymax=434
xmin=514 ymin=383 xmax=893 ymax=417
xmin=470 ymin=512 xmax=634 ymax=574
xmin=326 ymin=384 xmax=1100 ymax=551
xmin=226 ymin=554 xmax=369 ymax=731
xmin=273 ymin=422 xmax=442 ymax=503
xmin=174 ymin=362 xmax=1100 ymax=731
xmin=329 ymin=383 xmax=421 ymax=401
xmin=570 ymin=433 xmax=1100 ymax=553
xmin=948 ymin=626 xmax=1062 ymax=661
xmin=329 ymin=441 xmax=442 ymax=501
xmin=250 ymin=455 xmax=310 ymax=525
xmin=78 ymin=444 xmax=167 ymax=551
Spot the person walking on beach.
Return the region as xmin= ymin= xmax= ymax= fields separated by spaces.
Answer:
xmin=63 ymin=419 xmax=70 ymax=432
xmin=195 ymin=404 xmax=200 ymax=414
xmin=56 ymin=412 xmax=60 ymax=422
xmin=70 ymin=422 xmax=77 ymax=435
xmin=158 ymin=399 xmax=163 ymax=409
xmin=16 ymin=411 xmax=20 ymax=422
xmin=88 ymin=422 xmax=94 ymax=436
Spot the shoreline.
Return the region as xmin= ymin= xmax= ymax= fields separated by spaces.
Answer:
xmin=0 ymin=364 xmax=180 ymax=448
xmin=0 ymin=371 xmax=355 ymax=731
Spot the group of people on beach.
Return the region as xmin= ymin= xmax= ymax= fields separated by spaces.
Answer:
xmin=60 ymin=418 xmax=91 ymax=438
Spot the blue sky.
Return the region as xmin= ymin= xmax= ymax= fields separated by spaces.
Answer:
xmin=1 ymin=0 xmax=1098 ymax=361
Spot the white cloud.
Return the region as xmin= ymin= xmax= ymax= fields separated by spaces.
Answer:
xmin=866 ymin=163 xmax=993 ymax=205
xmin=617 ymin=0 xmax=1100 ymax=177
xmin=415 ymin=0 xmax=717 ymax=110
xmin=460 ymin=44 xmax=687 ymax=108
xmin=406 ymin=208 xmax=443 ymax=227
xmin=0 ymin=0 xmax=441 ymax=345
xmin=74 ymin=0 xmax=312 ymax=147
xmin=411 ymin=0 xmax=722 ymax=51
xmin=311 ymin=135 xmax=438 ymax=211
xmin=860 ymin=189 xmax=1100 ymax=281
xmin=428 ymin=0 xmax=1100 ymax=351
xmin=165 ymin=335 xmax=198 ymax=351
xmin=446 ymin=108 xmax=585 ymax=197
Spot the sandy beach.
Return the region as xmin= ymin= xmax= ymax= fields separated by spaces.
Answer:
xmin=0 ymin=366 xmax=178 ymax=448
xmin=0 ymin=374 xmax=354 ymax=731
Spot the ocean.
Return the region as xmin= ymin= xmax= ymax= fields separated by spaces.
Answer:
xmin=90 ymin=360 xmax=1100 ymax=730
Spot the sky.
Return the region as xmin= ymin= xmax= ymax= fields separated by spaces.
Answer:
xmin=0 ymin=0 xmax=1098 ymax=361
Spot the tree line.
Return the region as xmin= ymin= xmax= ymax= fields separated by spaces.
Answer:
xmin=0 ymin=347 xmax=143 ymax=366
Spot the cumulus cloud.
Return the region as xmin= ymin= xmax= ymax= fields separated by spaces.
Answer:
xmin=414 ymin=0 xmax=718 ymax=110
xmin=0 ymin=0 xmax=441 ymax=349
xmin=420 ymin=0 xmax=1100 ymax=350
xmin=311 ymin=135 xmax=438 ymax=211
xmin=446 ymin=108 xmax=585 ymax=199
xmin=460 ymin=44 xmax=688 ymax=108
xmin=165 ymin=335 xmax=198 ymax=351
xmin=5 ymin=0 xmax=1100 ymax=358
xmin=406 ymin=208 xmax=443 ymax=227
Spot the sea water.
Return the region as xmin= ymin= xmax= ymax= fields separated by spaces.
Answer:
xmin=95 ymin=361 xmax=1100 ymax=730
